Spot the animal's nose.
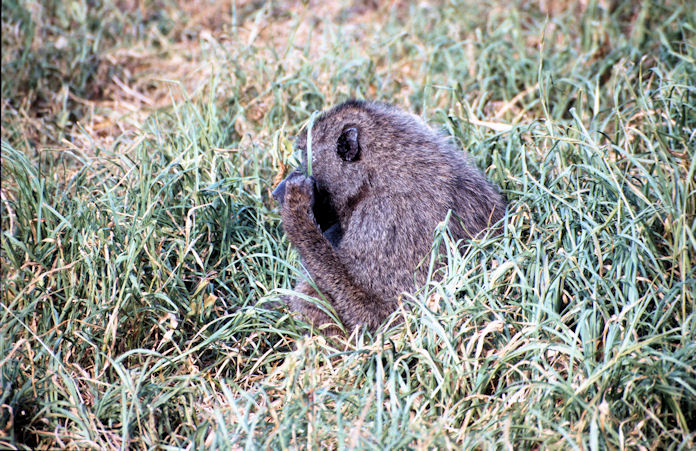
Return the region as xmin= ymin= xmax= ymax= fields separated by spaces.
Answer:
xmin=272 ymin=179 xmax=286 ymax=204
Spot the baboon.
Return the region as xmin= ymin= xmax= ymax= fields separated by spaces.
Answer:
xmin=273 ymin=100 xmax=505 ymax=334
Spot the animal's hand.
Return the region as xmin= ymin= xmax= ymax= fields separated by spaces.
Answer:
xmin=283 ymin=173 xmax=315 ymax=217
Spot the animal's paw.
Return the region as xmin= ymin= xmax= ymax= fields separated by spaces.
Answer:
xmin=284 ymin=173 xmax=315 ymax=215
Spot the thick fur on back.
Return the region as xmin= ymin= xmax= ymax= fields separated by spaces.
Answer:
xmin=274 ymin=100 xmax=506 ymax=333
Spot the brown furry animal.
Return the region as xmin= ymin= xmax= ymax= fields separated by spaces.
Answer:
xmin=273 ymin=100 xmax=505 ymax=334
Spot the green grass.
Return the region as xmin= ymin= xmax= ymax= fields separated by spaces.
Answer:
xmin=2 ymin=0 xmax=695 ymax=449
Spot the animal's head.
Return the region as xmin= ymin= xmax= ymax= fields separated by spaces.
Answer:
xmin=273 ymin=101 xmax=375 ymax=222
xmin=292 ymin=100 xmax=374 ymax=210
xmin=272 ymin=100 xmax=437 ymax=227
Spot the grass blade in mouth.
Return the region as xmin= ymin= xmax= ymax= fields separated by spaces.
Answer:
xmin=305 ymin=110 xmax=319 ymax=177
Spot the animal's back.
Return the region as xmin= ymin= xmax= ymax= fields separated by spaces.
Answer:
xmin=330 ymin=104 xmax=505 ymax=302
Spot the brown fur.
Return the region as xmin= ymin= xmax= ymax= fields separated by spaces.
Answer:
xmin=273 ymin=100 xmax=506 ymax=334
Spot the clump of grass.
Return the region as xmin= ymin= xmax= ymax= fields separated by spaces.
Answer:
xmin=2 ymin=0 xmax=695 ymax=449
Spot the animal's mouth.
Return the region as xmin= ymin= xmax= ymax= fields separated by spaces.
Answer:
xmin=312 ymin=184 xmax=340 ymax=235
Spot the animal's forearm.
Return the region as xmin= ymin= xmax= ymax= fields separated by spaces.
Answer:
xmin=283 ymin=215 xmax=381 ymax=331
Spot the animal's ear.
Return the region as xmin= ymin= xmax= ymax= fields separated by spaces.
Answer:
xmin=337 ymin=127 xmax=360 ymax=162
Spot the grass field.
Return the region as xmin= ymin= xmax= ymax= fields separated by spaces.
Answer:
xmin=1 ymin=0 xmax=695 ymax=449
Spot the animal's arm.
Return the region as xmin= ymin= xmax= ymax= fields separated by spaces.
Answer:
xmin=281 ymin=174 xmax=390 ymax=332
